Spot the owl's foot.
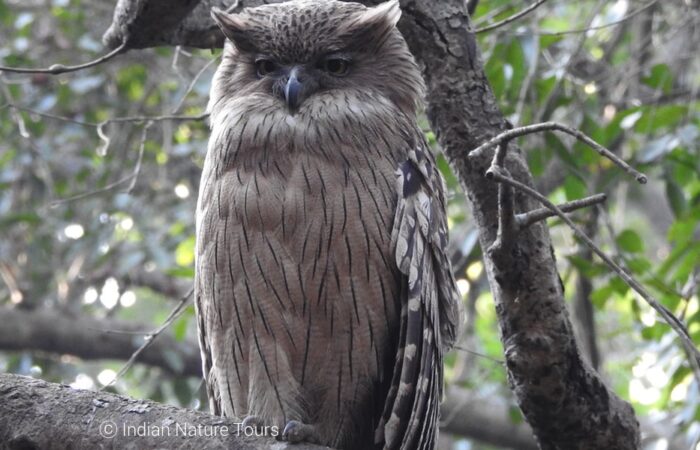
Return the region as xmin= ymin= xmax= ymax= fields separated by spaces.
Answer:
xmin=282 ymin=420 xmax=320 ymax=444
xmin=241 ymin=415 xmax=265 ymax=433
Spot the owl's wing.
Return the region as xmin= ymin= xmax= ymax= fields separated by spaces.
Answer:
xmin=379 ymin=137 xmax=461 ymax=450
xmin=194 ymin=157 xmax=224 ymax=417
xmin=195 ymin=289 xmax=222 ymax=416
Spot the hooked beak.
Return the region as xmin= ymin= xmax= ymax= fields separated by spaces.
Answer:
xmin=285 ymin=67 xmax=302 ymax=112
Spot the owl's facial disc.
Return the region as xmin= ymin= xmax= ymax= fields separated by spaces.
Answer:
xmin=261 ymin=64 xmax=322 ymax=114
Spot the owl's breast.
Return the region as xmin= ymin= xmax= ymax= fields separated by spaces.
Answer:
xmin=229 ymin=149 xmax=397 ymax=239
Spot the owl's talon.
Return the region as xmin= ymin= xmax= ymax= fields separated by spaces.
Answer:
xmin=282 ymin=420 xmax=320 ymax=444
xmin=242 ymin=415 xmax=265 ymax=432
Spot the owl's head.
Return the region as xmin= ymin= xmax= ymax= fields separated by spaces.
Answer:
xmin=209 ymin=0 xmax=424 ymax=117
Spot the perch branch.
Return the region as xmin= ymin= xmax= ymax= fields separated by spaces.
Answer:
xmin=0 ymin=43 xmax=127 ymax=75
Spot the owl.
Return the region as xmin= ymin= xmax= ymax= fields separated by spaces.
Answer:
xmin=194 ymin=1 xmax=461 ymax=449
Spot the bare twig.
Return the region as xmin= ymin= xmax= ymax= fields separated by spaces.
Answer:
xmin=476 ymin=0 xmax=548 ymax=34
xmin=2 ymin=103 xmax=208 ymax=127
xmin=483 ymin=166 xmax=700 ymax=366
xmin=470 ymin=122 xmax=648 ymax=183
xmin=104 ymin=113 xmax=209 ymax=124
xmin=453 ymin=345 xmax=505 ymax=364
xmin=0 ymin=77 xmax=29 ymax=138
xmin=515 ymin=193 xmax=607 ymax=228
xmin=0 ymin=42 xmax=127 ymax=75
xmin=49 ymin=121 xmax=153 ymax=206
xmin=534 ymin=0 xmax=660 ymax=37
xmin=535 ymin=1 xmax=604 ymax=122
xmin=102 ymin=287 xmax=194 ymax=389
xmin=171 ymin=57 xmax=219 ymax=114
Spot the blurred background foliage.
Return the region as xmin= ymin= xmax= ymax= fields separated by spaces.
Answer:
xmin=0 ymin=0 xmax=698 ymax=448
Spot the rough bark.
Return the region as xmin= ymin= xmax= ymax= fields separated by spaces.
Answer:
xmin=399 ymin=3 xmax=640 ymax=448
xmin=95 ymin=0 xmax=641 ymax=448
xmin=0 ymin=307 xmax=202 ymax=378
xmin=0 ymin=373 xmax=324 ymax=450
xmin=0 ymin=309 xmax=537 ymax=448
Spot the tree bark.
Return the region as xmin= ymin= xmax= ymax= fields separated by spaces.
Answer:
xmin=0 ymin=305 xmax=539 ymax=448
xmin=93 ymin=0 xmax=642 ymax=448
xmin=0 ymin=373 xmax=325 ymax=450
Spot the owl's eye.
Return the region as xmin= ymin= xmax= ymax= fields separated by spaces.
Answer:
xmin=255 ymin=58 xmax=277 ymax=77
xmin=322 ymin=57 xmax=350 ymax=76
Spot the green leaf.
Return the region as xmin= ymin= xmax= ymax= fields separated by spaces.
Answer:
xmin=634 ymin=105 xmax=689 ymax=133
xmin=165 ymin=267 xmax=195 ymax=279
xmin=627 ymin=257 xmax=652 ymax=275
xmin=563 ymin=175 xmax=587 ymax=201
xmin=173 ymin=315 xmax=189 ymax=342
xmin=568 ymin=255 xmax=606 ymax=278
xmin=535 ymin=75 xmax=557 ymax=105
xmin=0 ymin=212 xmax=41 ymax=228
xmin=641 ymin=64 xmax=673 ymax=94
xmin=610 ymin=277 xmax=630 ymax=296
xmin=546 ymin=133 xmax=579 ymax=169
xmin=591 ymin=284 xmax=614 ymax=309
xmin=616 ymin=229 xmax=644 ymax=253
xmin=175 ymin=235 xmax=196 ymax=267
xmin=506 ymin=39 xmax=527 ymax=99
xmin=665 ymin=179 xmax=687 ymax=218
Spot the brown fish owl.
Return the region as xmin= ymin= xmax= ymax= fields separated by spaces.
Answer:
xmin=195 ymin=1 xmax=461 ymax=448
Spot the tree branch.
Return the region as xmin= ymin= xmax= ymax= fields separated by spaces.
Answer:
xmin=0 ymin=305 xmax=543 ymax=448
xmin=0 ymin=373 xmax=324 ymax=450
xmin=441 ymin=388 xmax=538 ymax=450
xmin=0 ymin=307 xmax=202 ymax=378
xmin=0 ymin=43 xmax=127 ymax=75
xmin=475 ymin=0 xmax=548 ymax=34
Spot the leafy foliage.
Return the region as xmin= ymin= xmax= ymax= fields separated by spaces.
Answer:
xmin=0 ymin=0 xmax=698 ymax=448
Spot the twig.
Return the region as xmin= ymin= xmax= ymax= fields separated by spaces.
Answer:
xmin=453 ymin=345 xmax=504 ymax=364
xmin=470 ymin=122 xmax=648 ymax=184
xmin=515 ymin=193 xmax=607 ymax=228
xmin=101 ymin=287 xmax=194 ymax=389
xmin=534 ymin=1 xmax=604 ymax=122
xmin=534 ymin=0 xmax=660 ymax=37
xmin=0 ymin=42 xmax=127 ymax=75
xmin=105 ymin=113 xmax=209 ymax=124
xmin=126 ymin=121 xmax=152 ymax=192
xmin=0 ymin=77 xmax=29 ymax=138
xmin=2 ymin=103 xmax=208 ymax=127
xmin=2 ymin=104 xmax=95 ymax=127
xmin=49 ymin=121 xmax=153 ymax=206
xmin=476 ymin=0 xmax=548 ymax=34
xmin=483 ymin=166 xmax=700 ymax=366
xmin=171 ymin=57 xmax=219 ymax=114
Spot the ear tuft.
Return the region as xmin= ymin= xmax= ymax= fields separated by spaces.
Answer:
xmin=361 ymin=0 xmax=401 ymax=28
xmin=211 ymin=7 xmax=256 ymax=52
xmin=342 ymin=0 xmax=402 ymax=49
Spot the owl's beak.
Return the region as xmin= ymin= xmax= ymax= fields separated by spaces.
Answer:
xmin=284 ymin=67 xmax=303 ymax=112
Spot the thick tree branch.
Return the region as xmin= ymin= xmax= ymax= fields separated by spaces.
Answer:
xmin=0 ymin=373 xmax=324 ymax=450
xmin=441 ymin=388 xmax=538 ymax=450
xmin=0 ymin=306 xmax=539 ymax=447
xmin=0 ymin=307 xmax=202 ymax=378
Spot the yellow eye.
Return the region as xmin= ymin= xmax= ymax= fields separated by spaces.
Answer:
xmin=255 ymin=59 xmax=277 ymax=77
xmin=323 ymin=58 xmax=349 ymax=76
